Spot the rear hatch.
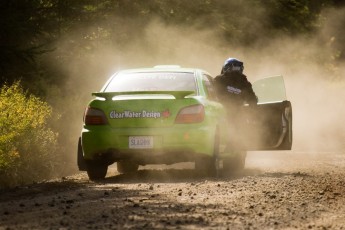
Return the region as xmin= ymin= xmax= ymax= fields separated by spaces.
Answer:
xmin=93 ymin=91 xmax=199 ymax=128
xmin=96 ymin=70 xmax=200 ymax=128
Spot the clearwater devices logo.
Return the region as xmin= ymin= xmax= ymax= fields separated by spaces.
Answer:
xmin=109 ymin=110 xmax=170 ymax=119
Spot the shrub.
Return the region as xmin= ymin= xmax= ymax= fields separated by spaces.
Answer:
xmin=0 ymin=82 xmax=59 ymax=187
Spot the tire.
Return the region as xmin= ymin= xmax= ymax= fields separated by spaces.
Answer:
xmin=86 ymin=163 xmax=108 ymax=180
xmin=195 ymin=130 xmax=219 ymax=177
xmin=195 ymin=156 xmax=216 ymax=176
xmin=117 ymin=161 xmax=139 ymax=174
xmin=223 ymin=151 xmax=246 ymax=173
xmin=77 ymin=137 xmax=87 ymax=171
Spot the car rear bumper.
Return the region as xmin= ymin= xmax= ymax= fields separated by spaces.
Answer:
xmin=81 ymin=125 xmax=216 ymax=165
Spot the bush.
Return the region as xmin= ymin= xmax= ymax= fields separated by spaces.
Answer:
xmin=0 ymin=82 xmax=59 ymax=187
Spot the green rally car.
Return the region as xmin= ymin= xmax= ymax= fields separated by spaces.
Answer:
xmin=78 ymin=65 xmax=292 ymax=180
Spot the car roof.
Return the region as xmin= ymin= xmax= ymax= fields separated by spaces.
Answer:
xmin=117 ymin=66 xmax=210 ymax=75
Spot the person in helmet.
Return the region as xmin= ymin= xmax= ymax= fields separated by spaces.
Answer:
xmin=214 ymin=58 xmax=258 ymax=160
xmin=215 ymin=58 xmax=257 ymax=106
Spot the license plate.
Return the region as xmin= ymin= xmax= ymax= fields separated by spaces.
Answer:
xmin=129 ymin=136 xmax=153 ymax=149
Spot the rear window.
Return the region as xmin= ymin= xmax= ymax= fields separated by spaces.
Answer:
xmin=104 ymin=72 xmax=196 ymax=92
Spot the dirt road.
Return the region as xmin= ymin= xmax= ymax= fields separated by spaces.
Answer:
xmin=1 ymin=151 xmax=345 ymax=229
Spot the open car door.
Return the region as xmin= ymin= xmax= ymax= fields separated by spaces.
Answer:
xmin=244 ymin=76 xmax=293 ymax=150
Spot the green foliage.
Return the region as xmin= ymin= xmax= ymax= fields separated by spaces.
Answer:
xmin=261 ymin=0 xmax=329 ymax=35
xmin=0 ymin=0 xmax=51 ymax=85
xmin=0 ymin=82 xmax=59 ymax=187
xmin=1 ymin=0 xmax=343 ymax=91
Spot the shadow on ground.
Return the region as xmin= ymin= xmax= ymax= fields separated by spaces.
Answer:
xmin=0 ymin=179 xmax=88 ymax=202
xmin=101 ymin=167 xmax=264 ymax=184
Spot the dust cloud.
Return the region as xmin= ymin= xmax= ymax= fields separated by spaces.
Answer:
xmin=53 ymin=5 xmax=344 ymax=173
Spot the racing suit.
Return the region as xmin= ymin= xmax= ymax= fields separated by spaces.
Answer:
xmin=214 ymin=71 xmax=258 ymax=151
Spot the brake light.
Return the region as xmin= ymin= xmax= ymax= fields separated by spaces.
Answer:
xmin=175 ymin=104 xmax=205 ymax=124
xmin=84 ymin=107 xmax=108 ymax=125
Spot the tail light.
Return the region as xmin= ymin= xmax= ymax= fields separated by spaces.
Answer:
xmin=84 ymin=107 xmax=108 ymax=125
xmin=175 ymin=104 xmax=205 ymax=124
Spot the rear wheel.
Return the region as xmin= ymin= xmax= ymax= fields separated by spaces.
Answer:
xmin=195 ymin=130 xmax=219 ymax=177
xmin=223 ymin=151 xmax=246 ymax=173
xmin=117 ymin=160 xmax=139 ymax=174
xmin=195 ymin=156 xmax=216 ymax=176
xmin=77 ymin=137 xmax=87 ymax=171
xmin=86 ymin=162 xmax=108 ymax=180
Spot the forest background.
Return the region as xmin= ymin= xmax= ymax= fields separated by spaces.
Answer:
xmin=0 ymin=0 xmax=344 ymax=187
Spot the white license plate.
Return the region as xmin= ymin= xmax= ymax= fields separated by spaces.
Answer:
xmin=129 ymin=136 xmax=153 ymax=149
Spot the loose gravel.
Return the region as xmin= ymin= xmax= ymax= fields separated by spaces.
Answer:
xmin=0 ymin=151 xmax=344 ymax=229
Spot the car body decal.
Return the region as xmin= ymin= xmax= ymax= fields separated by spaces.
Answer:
xmin=109 ymin=110 xmax=170 ymax=119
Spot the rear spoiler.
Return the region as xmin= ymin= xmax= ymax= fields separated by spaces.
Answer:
xmin=92 ymin=91 xmax=195 ymax=100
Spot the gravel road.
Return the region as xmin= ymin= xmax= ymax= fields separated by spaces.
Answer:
xmin=1 ymin=151 xmax=345 ymax=229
